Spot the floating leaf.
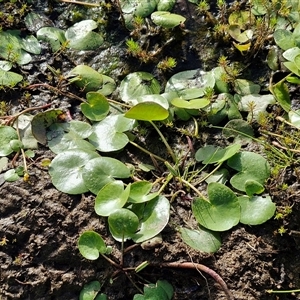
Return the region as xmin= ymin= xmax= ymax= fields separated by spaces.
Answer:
xmin=227 ymin=151 xmax=270 ymax=193
xmin=82 ymin=157 xmax=131 ymax=195
xmin=94 ymin=181 xmax=130 ymax=217
xmin=65 ymin=20 xmax=103 ymax=50
xmin=132 ymin=195 xmax=170 ymax=243
xmin=119 ymin=72 xmax=160 ymax=104
xmin=195 ymin=144 xmax=241 ymax=164
xmin=108 ymin=208 xmax=139 ymax=240
xmin=192 ymin=183 xmax=240 ymax=231
xmin=128 ymin=181 xmax=159 ymax=204
xmin=0 ymin=126 xmax=18 ymax=156
xmin=125 ymin=102 xmax=169 ymax=121
xmin=69 ymin=65 xmax=103 ymax=92
xmin=151 ymin=11 xmax=186 ymax=29
xmin=31 ymin=109 xmax=64 ymax=145
xmin=78 ymin=231 xmax=107 ymax=260
xmin=238 ymin=195 xmax=276 ymax=225
xmin=89 ymin=114 xmax=135 ymax=152
xmin=49 ymin=149 xmax=99 ymax=194
xmin=81 ymin=92 xmax=109 ymax=121
xmin=179 ymin=226 xmax=221 ymax=253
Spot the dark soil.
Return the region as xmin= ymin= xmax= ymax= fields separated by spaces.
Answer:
xmin=1 ymin=1 xmax=300 ymax=300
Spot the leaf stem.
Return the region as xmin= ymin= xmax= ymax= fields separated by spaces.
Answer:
xmin=180 ymin=178 xmax=207 ymax=200
xmin=59 ymin=0 xmax=100 ymax=7
xmin=129 ymin=141 xmax=165 ymax=162
xmin=149 ymin=121 xmax=177 ymax=163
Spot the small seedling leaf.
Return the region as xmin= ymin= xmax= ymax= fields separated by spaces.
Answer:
xmin=78 ymin=231 xmax=107 ymax=260
xmin=0 ymin=126 xmax=18 ymax=156
xmin=82 ymin=157 xmax=131 ymax=195
xmin=4 ymin=169 xmax=20 ymax=182
xmin=81 ymin=92 xmax=109 ymax=121
xmin=0 ymin=69 xmax=23 ymax=87
xmin=192 ymin=183 xmax=240 ymax=231
xmin=151 ymin=11 xmax=186 ymax=29
xmin=228 ymin=152 xmax=270 ymax=192
xmin=49 ymin=149 xmax=99 ymax=194
xmin=128 ymin=181 xmax=159 ymax=203
xmin=79 ymin=280 xmax=101 ymax=300
xmin=245 ymin=179 xmax=264 ymax=197
xmin=132 ymin=195 xmax=170 ymax=243
xmin=108 ymin=208 xmax=139 ymax=238
xmin=238 ymin=195 xmax=276 ymax=225
xmin=125 ymin=102 xmax=169 ymax=121
xmin=94 ymin=181 xmax=130 ymax=216
xmin=179 ymin=226 xmax=221 ymax=253
xmin=195 ymin=144 xmax=241 ymax=164
xmin=89 ymin=114 xmax=135 ymax=152
xmin=37 ymin=27 xmax=66 ymax=52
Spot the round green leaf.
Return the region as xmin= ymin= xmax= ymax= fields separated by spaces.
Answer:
xmin=65 ymin=20 xmax=103 ymax=50
xmin=49 ymin=149 xmax=99 ymax=194
xmin=36 ymin=27 xmax=66 ymax=52
xmin=0 ymin=69 xmax=23 ymax=87
xmin=132 ymin=195 xmax=170 ymax=243
xmin=81 ymin=92 xmax=109 ymax=121
xmin=119 ymin=72 xmax=160 ymax=104
xmin=94 ymin=181 xmax=130 ymax=216
xmin=79 ymin=281 xmax=101 ymax=300
xmin=20 ymin=35 xmax=41 ymax=55
xmin=245 ymin=179 xmax=264 ymax=197
xmin=192 ymin=182 xmax=240 ymax=231
xmin=4 ymin=169 xmax=20 ymax=182
xmin=179 ymin=226 xmax=221 ymax=253
xmin=151 ymin=11 xmax=186 ymax=28
xmin=89 ymin=114 xmax=135 ymax=152
xmin=128 ymin=181 xmax=159 ymax=203
xmin=108 ymin=208 xmax=139 ymax=238
xmin=274 ymin=29 xmax=295 ymax=50
xmin=171 ymin=97 xmax=210 ymax=109
xmin=78 ymin=231 xmax=107 ymax=260
xmin=69 ymin=65 xmax=103 ymax=92
xmin=125 ymin=102 xmax=169 ymax=121
xmin=0 ymin=126 xmax=18 ymax=156
xmin=157 ymin=0 xmax=176 ymax=11
xmin=82 ymin=157 xmax=131 ymax=195
xmin=238 ymin=195 xmax=276 ymax=225
xmin=228 ymin=152 xmax=270 ymax=192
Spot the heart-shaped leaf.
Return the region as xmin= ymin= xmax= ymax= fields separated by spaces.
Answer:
xmin=128 ymin=181 xmax=159 ymax=203
xmin=78 ymin=231 xmax=107 ymax=260
xmin=81 ymin=92 xmax=109 ymax=121
xmin=108 ymin=208 xmax=139 ymax=240
xmin=89 ymin=114 xmax=135 ymax=152
xmin=82 ymin=157 xmax=131 ymax=195
xmin=245 ymin=179 xmax=264 ymax=197
xmin=179 ymin=226 xmax=221 ymax=253
xmin=171 ymin=97 xmax=210 ymax=109
xmin=37 ymin=27 xmax=66 ymax=52
xmin=79 ymin=281 xmax=101 ymax=300
xmin=238 ymin=195 xmax=276 ymax=225
xmin=94 ymin=181 xmax=130 ymax=216
xmin=0 ymin=126 xmax=18 ymax=156
xmin=132 ymin=195 xmax=170 ymax=243
xmin=49 ymin=149 xmax=99 ymax=194
xmin=195 ymin=144 xmax=241 ymax=164
xmin=192 ymin=182 xmax=240 ymax=231
xmin=227 ymin=152 xmax=270 ymax=193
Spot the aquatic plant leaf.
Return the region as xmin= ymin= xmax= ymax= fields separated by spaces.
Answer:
xmin=4 ymin=169 xmax=20 ymax=182
xmin=288 ymin=109 xmax=300 ymax=127
xmin=157 ymin=0 xmax=176 ymax=11
xmin=65 ymin=20 xmax=103 ymax=50
xmin=0 ymin=60 xmax=12 ymax=71
xmin=274 ymin=29 xmax=295 ymax=50
xmin=119 ymin=72 xmax=160 ymax=104
xmin=0 ymin=126 xmax=19 ymax=156
xmin=125 ymin=102 xmax=169 ymax=121
xmin=195 ymin=144 xmax=241 ymax=164
xmin=222 ymin=119 xmax=254 ymax=144
xmin=272 ymin=81 xmax=291 ymax=112
xmin=234 ymin=79 xmax=260 ymax=95
xmin=283 ymin=47 xmax=300 ymax=61
xmin=89 ymin=114 xmax=135 ymax=152
xmin=82 ymin=157 xmax=131 ymax=195
xmin=120 ymin=0 xmax=157 ymax=17
xmin=36 ymin=27 xmax=66 ymax=52
xmin=267 ymin=47 xmax=279 ymax=71
xmin=49 ymin=149 xmax=99 ymax=194
xmin=128 ymin=181 xmax=159 ymax=204
xmin=0 ymin=69 xmax=23 ymax=87
xmin=94 ymin=181 xmax=130 ymax=216
xmin=98 ymin=75 xmax=116 ymax=96
xmin=134 ymin=280 xmax=173 ymax=300
xmin=79 ymin=281 xmax=101 ymax=300
xmin=227 ymin=152 xmax=270 ymax=193
xmin=132 ymin=195 xmax=170 ymax=243
xmin=233 ymin=41 xmax=251 ymax=53
xmin=179 ymin=226 xmax=221 ymax=253
xmin=69 ymin=65 xmax=103 ymax=92
xmin=171 ymin=97 xmax=210 ymax=109
xmin=238 ymin=195 xmax=276 ymax=225
xmin=31 ymin=109 xmax=64 ymax=145
xmin=78 ymin=231 xmax=107 ymax=260
xmin=228 ymin=10 xmax=250 ymax=27
xmin=108 ymin=208 xmax=139 ymax=239
xmin=81 ymin=92 xmax=109 ymax=121
xmin=20 ymin=35 xmax=41 ymax=55
xmin=192 ymin=183 xmax=240 ymax=231
xmin=228 ymin=25 xmax=253 ymax=43
xmin=135 ymin=94 xmax=169 ymax=109
xmin=245 ymin=180 xmax=264 ymax=197
xmin=151 ymin=11 xmax=186 ymax=29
